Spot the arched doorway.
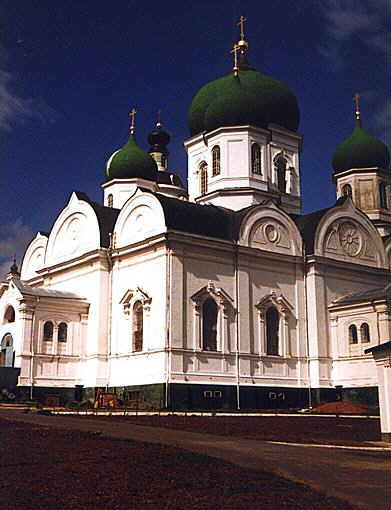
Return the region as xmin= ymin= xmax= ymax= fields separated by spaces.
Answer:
xmin=0 ymin=333 xmax=14 ymax=367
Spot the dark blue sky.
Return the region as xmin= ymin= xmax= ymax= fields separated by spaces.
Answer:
xmin=1 ymin=0 xmax=391 ymax=274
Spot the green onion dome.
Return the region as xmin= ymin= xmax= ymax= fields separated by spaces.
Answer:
xmin=105 ymin=134 xmax=158 ymax=181
xmin=332 ymin=123 xmax=390 ymax=173
xmin=188 ymin=68 xmax=300 ymax=136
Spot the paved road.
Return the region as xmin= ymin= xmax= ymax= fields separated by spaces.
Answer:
xmin=2 ymin=409 xmax=391 ymax=510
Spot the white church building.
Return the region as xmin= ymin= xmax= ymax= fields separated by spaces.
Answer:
xmin=1 ymin=26 xmax=391 ymax=409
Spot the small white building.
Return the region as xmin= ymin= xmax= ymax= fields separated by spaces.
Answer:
xmin=1 ymin=29 xmax=391 ymax=410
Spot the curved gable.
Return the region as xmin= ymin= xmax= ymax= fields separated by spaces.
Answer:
xmin=21 ymin=232 xmax=48 ymax=281
xmin=114 ymin=189 xmax=167 ymax=248
xmin=238 ymin=202 xmax=302 ymax=256
xmin=314 ymin=199 xmax=386 ymax=268
xmin=45 ymin=192 xmax=101 ymax=266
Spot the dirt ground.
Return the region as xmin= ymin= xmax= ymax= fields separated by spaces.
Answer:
xmin=0 ymin=417 xmax=360 ymax=510
xmin=97 ymin=413 xmax=381 ymax=446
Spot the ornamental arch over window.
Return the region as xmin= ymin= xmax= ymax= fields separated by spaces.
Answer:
xmin=251 ymin=143 xmax=261 ymax=175
xmin=199 ymin=161 xmax=208 ymax=195
xmin=256 ymin=291 xmax=294 ymax=357
xmin=212 ymin=146 xmax=220 ymax=176
xmin=120 ymin=287 xmax=152 ymax=353
xmin=191 ymin=282 xmax=234 ymax=352
xmin=43 ymin=321 xmax=54 ymax=342
xmin=4 ymin=306 xmax=15 ymax=323
xmin=349 ymin=324 xmax=358 ymax=344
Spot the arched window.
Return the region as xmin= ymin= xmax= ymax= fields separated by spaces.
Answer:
xmin=274 ymin=154 xmax=287 ymax=193
xmin=212 ymin=146 xmax=220 ymax=176
xmin=133 ymin=301 xmax=143 ymax=352
xmin=342 ymin=184 xmax=352 ymax=198
xmin=349 ymin=324 xmax=358 ymax=344
xmin=360 ymin=323 xmax=370 ymax=343
xmin=43 ymin=321 xmax=53 ymax=342
xmin=380 ymin=182 xmax=388 ymax=209
xmin=4 ymin=306 xmax=15 ymax=323
xmin=199 ymin=162 xmax=208 ymax=195
xmin=202 ymin=298 xmax=218 ymax=351
xmin=107 ymin=194 xmax=113 ymax=208
xmin=58 ymin=323 xmax=68 ymax=343
xmin=266 ymin=306 xmax=279 ymax=355
xmin=161 ymin=153 xmax=167 ymax=169
xmin=251 ymin=144 xmax=261 ymax=175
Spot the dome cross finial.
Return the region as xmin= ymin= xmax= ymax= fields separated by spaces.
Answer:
xmin=129 ymin=107 xmax=137 ymax=135
xmin=354 ymin=93 xmax=362 ymax=127
xmin=156 ymin=108 xmax=162 ymax=128
xmin=236 ymin=15 xmax=248 ymax=52
xmin=231 ymin=44 xmax=239 ymax=76
xmin=237 ymin=15 xmax=246 ymax=41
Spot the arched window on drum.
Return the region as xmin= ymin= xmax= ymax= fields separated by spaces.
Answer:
xmin=199 ymin=161 xmax=208 ymax=195
xmin=212 ymin=146 xmax=221 ymax=176
xmin=251 ymin=143 xmax=261 ymax=175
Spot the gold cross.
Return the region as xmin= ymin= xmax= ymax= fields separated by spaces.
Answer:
xmin=129 ymin=107 xmax=137 ymax=134
xmin=353 ymin=93 xmax=361 ymax=123
xmin=237 ymin=15 xmax=247 ymax=40
xmin=231 ymin=44 xmax=239 ymax=75
xmin=157 ymin=108 xmax=162 ymax=128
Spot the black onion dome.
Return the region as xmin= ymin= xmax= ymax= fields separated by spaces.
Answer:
xmin=148 ymin=123 xmax=170 ymax=152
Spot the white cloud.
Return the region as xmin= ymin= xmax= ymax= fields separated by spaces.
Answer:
xmin=318 ymin=1 xmax=391 ymax=67
xmin=0 ymin=219 xmax=35 ymax=280
xmin=0 ymin=44 xmax=57 ymax=131
xmin=375 ymin=98 xmax=391 ymax=146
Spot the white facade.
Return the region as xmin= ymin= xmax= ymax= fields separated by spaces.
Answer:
xmin=1 ymin=166 xmax=390 ymax=408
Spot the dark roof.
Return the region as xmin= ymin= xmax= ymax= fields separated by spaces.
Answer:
xmin=74 ymin=191 xmax=119 ymax=248
xmin=292 ymin=197 xmax=348 ymax=254
xmin=331 ymin=283 xmax=391 ymax=306
xmin=157 ymin=172 xmax=184 ymax=187
xmin=13 ymin=279 xmax=85 ymax=300
xmin=365 ymin=341 xmax=391 ymax=355
xmin=155 ymin=193 xmax=240 ymax=241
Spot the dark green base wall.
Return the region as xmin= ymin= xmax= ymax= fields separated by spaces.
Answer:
xmin=15 ymin=383 xmax=379 ymax=411
xmin=0 ymin=367 xmax=20 ymax=393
